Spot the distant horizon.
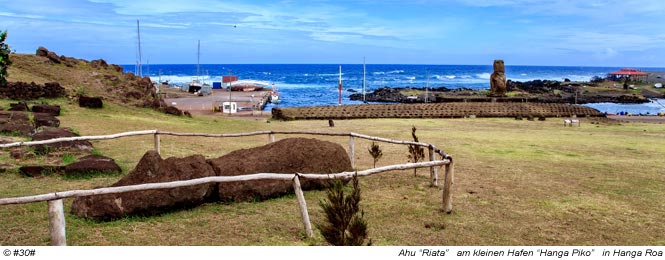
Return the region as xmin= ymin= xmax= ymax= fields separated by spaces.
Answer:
xmin=118 ymin=62 xmax=665 ymax=70
xmin=3 ymin=1 xmax=664 ymax=67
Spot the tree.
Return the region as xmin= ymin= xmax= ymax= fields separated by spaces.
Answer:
xmin=407 ymin=126 xmax=425 ymax=176
xmin=368 ymin=142 xmax=383 ymax=168
xmin=317 ymin=173 xmax=371 ymax=246
xmin=0 ymin=30 xmax=12 ymax=86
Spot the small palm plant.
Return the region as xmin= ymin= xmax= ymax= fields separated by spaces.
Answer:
xmin=368 ymin=142 xmax=383 ymax=168
xmin=407 ymin=126 xmax=425 ymax=176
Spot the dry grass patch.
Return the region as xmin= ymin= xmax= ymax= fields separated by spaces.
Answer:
xmin=1 ymin=104 xmax=665 ymax=245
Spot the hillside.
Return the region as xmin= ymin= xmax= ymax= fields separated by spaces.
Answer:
xmin=5 ymin=49 xmax=153 ymax=107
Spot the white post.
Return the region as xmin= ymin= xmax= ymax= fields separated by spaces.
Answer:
xmin=269 ymin=133 xmax=275 ymax=143
xmin=428 ymin=147 xmax=438 ymax=187
xmin=292 ymin=175 xmax=314 ymax=238
xmin=348 ymin=136 xmax=355 ymax=169
xmin=443 ymin=162 xmax=454 ymax=214
xmin=48 ymin=199 xmax=67 ymax=246
xmin=154 ymin=134 xmax=160 ymax=155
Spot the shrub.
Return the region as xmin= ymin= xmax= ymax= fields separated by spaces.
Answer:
xmin=317 ymin=173 xmax=371 ymax=246
xmin=368 ymin=142 xmax=383 ymax=168
xmin=0 ymin=30 xmax=12 ymax=86
xmin=407 ymin=126 xmax=425 ymax=176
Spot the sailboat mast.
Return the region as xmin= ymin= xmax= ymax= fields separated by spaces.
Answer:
xmin=137 ymin=20 xmax=142 ymax=77
xmin=197 ymin=40 xmax=200 ymax=81
xmin=338 ymin=65 xmax=343 ymax=106
xmin=363 ymin=57 xmax=366 ymax=103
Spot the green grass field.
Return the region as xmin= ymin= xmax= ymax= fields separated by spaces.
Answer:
xmin=1 ymin=99 xmax=665 ymax=245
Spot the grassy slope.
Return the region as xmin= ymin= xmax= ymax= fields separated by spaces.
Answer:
xmin=1 ymin=54 xmax=665 ymax=245
xmin=6 ymin=54 xmax=141 ymax=104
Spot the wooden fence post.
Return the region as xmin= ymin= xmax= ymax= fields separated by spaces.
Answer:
xmin=269 ymin=133 xmax=275 ymax=143
xmin=154 ymin=133 xmax=160 ymax=155
xmin=48 ymin=199 xmax=67 ymax=246
xmin=442 ymin=161 xmax=454 ymax=214
xmin=348 ymin=136 xmax=355 ymax=169
xmin=428 ymin=147 xmax=438 ymax=187
xmin=292 ymin=175 xmax=314 ymax=238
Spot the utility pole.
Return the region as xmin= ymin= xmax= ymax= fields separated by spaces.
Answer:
xmin=363 ymin=57 xmax=366 ymax=103
xmin=425 ymin=68 xmax=430 ymax=103
xmin=136 ymin=20 xmax=142 ymax=77
xmin=228 ymin=70 xmax=233 ymax=115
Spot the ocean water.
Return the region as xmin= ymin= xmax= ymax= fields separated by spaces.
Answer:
xmin=122 ymin=64 xmax=665 ymax=113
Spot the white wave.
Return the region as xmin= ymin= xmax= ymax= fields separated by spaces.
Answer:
xmin=433 ymin=75 xmax=456 ymax=80
xmin=405 ymin=76 xmax=416 ymax=80
xmin=387 ymin=70 xmax=404 ymax=74
xmin=150 ymin=75 xmax=201 ymax=84
xmin=475 ymin=73 xmax=491 ymax=79
xmin=372 ymin=71 xmax=385 ymax=75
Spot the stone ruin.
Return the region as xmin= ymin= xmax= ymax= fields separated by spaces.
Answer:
xmin=490 ymin=59 xmax=507 ymax=97
xmin=71 ymin=137 xmax=353 ymax=221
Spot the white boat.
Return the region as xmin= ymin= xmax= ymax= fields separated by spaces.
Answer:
xmin=188 ymin=40 xmax=211 ymax=95
xmin=270 ymin=83 xmax=281 ymax=104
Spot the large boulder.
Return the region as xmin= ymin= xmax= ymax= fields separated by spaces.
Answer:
xmin=31 ymin=128 xmax=93 ymax=153
xmin=207 ymin=138 xmax=353 ymax=202
xmin=33 ymin=113 xmax=60 ymax=128
xmin=71 ymin=151 xmax=216 ymax=221
xmin=8 ymin=102 xmax=29 ymax=112
xmin=31 ymin=104 xmax=61 ymax=116
xmin=78 ymin=95 xmax=103 ymax=108
xmin=0 ymin=111 xmax=34 ymax=136
xmin=36 ymin=46 xmax=49 ymax=57
xmin=64 ymin=155 xmax=122 ymax=177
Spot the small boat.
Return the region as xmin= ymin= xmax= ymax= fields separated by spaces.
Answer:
xmin=270 ymin=83 xmax=281 ymax=104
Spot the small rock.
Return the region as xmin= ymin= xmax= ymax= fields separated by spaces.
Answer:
xmin=19 ymin=165 xmax=65 ymax=177
xmin=64 ymin=155 xmax=122 ymax=176
xmin=10 ymin=148 xmax=30 ymax=159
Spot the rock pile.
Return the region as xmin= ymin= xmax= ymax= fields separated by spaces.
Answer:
xmin=71 ymin=151 xmax=217 ymax=220
xmin=208 ymin=138 xmax=352 ymax=202
xmin=70 ymin=138 xmax=352 ymax=220
xmin=0 ymin=82 xmax=66 ymax=100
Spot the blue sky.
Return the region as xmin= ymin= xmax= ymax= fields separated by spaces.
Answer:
xmin=1 ymin=0 xmax=664 ymax=66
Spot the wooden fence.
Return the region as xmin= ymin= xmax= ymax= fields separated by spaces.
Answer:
xmin=0 ymin=130 xmax=454 ymax=246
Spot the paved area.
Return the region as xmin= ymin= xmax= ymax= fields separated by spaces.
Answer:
xmin=165 ymin=89 xmax=272 ymax=115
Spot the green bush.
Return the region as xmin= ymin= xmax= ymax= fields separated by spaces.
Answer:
xmin=407 ymin=126 xmax=425 ymax=176
xmin=317 ymin=173 xmax=371 ymax=246
xmin=368 ymin=142 xmax=383 ymax=168
xmin=0 ymin=30 xmax=12 ymax=86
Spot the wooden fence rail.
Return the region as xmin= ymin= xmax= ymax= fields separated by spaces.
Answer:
xmin=0 ymin=130 xmax=454 ymax=245
xmin=0 ymin=130 xmax=450 ymax=187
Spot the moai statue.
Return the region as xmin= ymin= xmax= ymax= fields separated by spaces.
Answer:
xmin=490 ymin=60 xmax=507 ymax=97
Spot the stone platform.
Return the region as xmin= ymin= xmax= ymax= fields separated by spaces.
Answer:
xmin=272 ymin=102 xmax=604 ymax=120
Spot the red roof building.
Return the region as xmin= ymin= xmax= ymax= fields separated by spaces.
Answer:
xmin=608 ymin=68 xmax=648 ymax=82
xmin=609 ymin=68 xmax=648 ymax=76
